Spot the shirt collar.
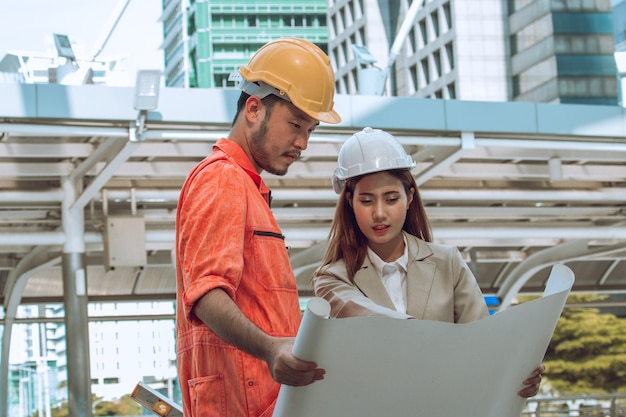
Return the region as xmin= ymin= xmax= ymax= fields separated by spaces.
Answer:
xmin=367 ymin=234 xmax=409 ymax=277
xmin=213 ymin=138 xmax=271 ymax=205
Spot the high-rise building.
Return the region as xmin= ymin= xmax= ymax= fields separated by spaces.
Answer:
xmin=329 ymin=0 xmax=510 ymax=100
xmin=509 ymin=0 xmax=618 ymax=105
xmin=328 ymin=0 xmax=619 ymax=105
xmin=162 ymin=0 xmax=330 ymax=88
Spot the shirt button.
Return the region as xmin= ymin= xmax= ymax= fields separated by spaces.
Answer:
xmin=248 ymin=381 xmax=254 ymax=387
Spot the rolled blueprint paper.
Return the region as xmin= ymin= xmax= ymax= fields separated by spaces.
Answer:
xmin=292 ymin=297 xmax=330 ymax=360
xmin=275 ymin=264 xmax=574 ymax=417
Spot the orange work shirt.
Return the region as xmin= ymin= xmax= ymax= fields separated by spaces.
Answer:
xmin=175 ymin=139 xmax=301 ymax=417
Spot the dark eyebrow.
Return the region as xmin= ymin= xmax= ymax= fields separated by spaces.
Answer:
xmin=357 ymin=190 xmax=401 ymax=197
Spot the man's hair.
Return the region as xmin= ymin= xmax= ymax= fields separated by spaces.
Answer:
xmin=232 ymin=91 xmax=283 ymax=126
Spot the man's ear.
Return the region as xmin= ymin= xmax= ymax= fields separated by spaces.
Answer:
xmin=245 ymin=95 xmax=263 ymax=123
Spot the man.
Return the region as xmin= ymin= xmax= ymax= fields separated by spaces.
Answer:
xmin=175 ymin=38 xmax=341 ymax=417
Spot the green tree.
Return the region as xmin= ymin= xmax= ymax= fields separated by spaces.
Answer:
xmin=116 ymin=394 xmax=143 ymax=416
xmin=33 ymin=393 xmax=141 ymax=417
xmin=94 ymin=394 xmax=142 ymax=416
xmin=94 ymin=399 xmax=117 ymax=416
xmin=541 ymin=294 xmax=626 ymax=395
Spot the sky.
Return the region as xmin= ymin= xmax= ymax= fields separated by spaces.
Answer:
xmin=0 ymin=0 xmax=164 ymax=84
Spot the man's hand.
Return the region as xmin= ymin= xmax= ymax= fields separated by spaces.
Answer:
xmin=265 ymin=337 xmax=325 ymax=386
xmin=518 ymin=364 xmax=545 ymax=398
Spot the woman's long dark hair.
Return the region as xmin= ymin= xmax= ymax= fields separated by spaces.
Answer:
xmin=318 ymin=169 xmax=432 ymax=281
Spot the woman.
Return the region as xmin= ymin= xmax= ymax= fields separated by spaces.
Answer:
xmin=313 ymin=127 xmax=544 ymax=397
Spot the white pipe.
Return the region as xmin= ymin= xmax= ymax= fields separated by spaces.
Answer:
xmin=387 ymin=0 xmax=425 ymax=69
xmin=89 ymin=0 xmax=133 ymax=61
xmin=3 ymin=122 xmax=626 ymax=153
xmin=375 ymin=0 xmax=426 ymax=94
xmin=0 ymin=190 xmax=64 ymax=202
xmin=143 ymin=130 xmax=227 ymax=141
xmin=433 ymin=226 xmax=626 ymax=240
xmin=1 ymin=187 xmax=625 ymax=204
xmin=0 ymin=123 xmax=128 ymax=137
xmin=1 ymin=226 xmax=625 ymax=247
xmin=476 ymin=138 xmax=626 ymax=152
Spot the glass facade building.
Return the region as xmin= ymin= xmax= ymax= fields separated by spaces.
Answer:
xmin=162 ymin=0 xmax=330 ymax=88
xmin=509 ymin=0 xmax=618 ymax=105
xmin=614 ymin=0 xmax=626 ymax=51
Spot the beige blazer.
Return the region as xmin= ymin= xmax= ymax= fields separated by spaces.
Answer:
xmin=313 ymin=232 xmax=489 ymax=323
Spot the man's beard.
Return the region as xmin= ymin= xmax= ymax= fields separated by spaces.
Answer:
xmin=250 ymin=117 xmax=288 ymax=176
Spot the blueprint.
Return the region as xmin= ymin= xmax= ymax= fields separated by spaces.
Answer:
xmin=274 ymin=264 xmax=574 ymax=417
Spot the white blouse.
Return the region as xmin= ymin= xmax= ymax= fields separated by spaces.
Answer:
xmin=366 ymin=237 xmax=409 ymax=313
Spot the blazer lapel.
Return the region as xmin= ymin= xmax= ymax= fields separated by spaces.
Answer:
xmin=353 ymin=257 xmax=397 ymax=311
xmin=405 ymin=234 xmax=436 ymax=319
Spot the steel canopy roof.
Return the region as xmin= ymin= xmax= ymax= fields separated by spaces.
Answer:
xmin=1 ymin=84 xmax=626 ymax=312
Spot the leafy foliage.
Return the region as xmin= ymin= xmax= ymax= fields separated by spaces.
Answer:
xmin=538 ymin=294 xmax=626 ymax=395
xmin=34 ymin=394 xmax=141 ymax=417
xmin=94 ymin=394 xmax=142 ymax=416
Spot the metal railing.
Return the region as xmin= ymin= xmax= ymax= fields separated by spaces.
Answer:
xmin=523 ymin=394 xmax=626 ymax=417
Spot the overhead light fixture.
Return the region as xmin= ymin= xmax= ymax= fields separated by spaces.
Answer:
xmin=133 ymin=69 xmax=162 ymax=111
xmin=53 ymin=33 xmax=77 ymax=62
xmin=351 ymin=44 xmax=378 ymax=66
xmin=351 ymin=44 xmax=386 ymax=96
xmin=133 ymin=70 xmax=162 ymax=141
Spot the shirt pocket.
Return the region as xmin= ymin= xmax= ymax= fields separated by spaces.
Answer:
xmin=252 ymin=229 xmax=297 ymax=291
xmin=189 ymin=374 xmax=227 ymax=417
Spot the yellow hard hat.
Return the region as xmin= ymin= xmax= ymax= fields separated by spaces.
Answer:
xmin=239 ymin=37 xmax=341 ymax=124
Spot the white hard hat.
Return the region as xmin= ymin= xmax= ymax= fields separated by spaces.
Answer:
xmin=332 ymin=127 xmax=416 ymax=194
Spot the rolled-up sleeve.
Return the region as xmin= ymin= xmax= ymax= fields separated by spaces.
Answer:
xmin=177 ymin=160 xmax=246 ymax=324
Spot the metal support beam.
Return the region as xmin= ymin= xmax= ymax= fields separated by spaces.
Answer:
xmin=70 ymin=129 xmax=140 ymax=212
xmin=413 ymin=131 xmax=475 ymax=185
xmin=62 ymin=252 xmax=92 ymax=417
xmin=62 ymin=177 xmax=93 ymax=417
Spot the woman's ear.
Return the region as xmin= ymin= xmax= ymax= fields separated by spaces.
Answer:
xmin=407 ymin=187 xmax=415 ymax=208
xmin=346 ymin=192 xmax=353 ymax=208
